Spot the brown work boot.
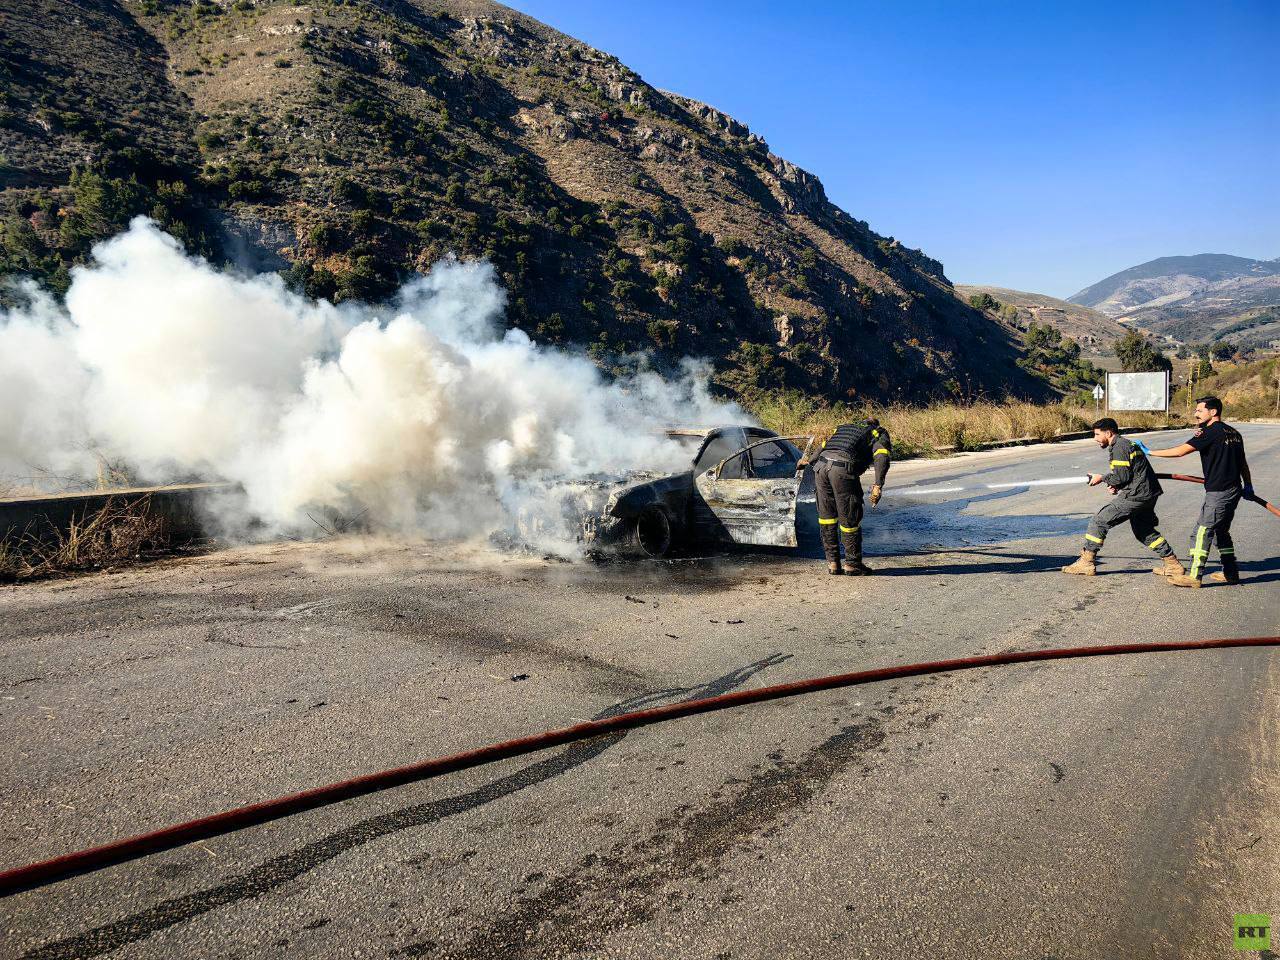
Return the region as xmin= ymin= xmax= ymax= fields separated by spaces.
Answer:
xmin=1167 ymin=573 xmax=1202 ymax=589
xmin=1207 ymin=571 xmax=1241 ymax=585
xmin=1061 ymin=550 xmax=1096 ymax=576
xmin=1153 ymin=555 xmax=1186 ymax=578
xmin=827 ymin=561 xmax=843 ymax=576
xmin=844 ymin=559 xmax=874 ymax=576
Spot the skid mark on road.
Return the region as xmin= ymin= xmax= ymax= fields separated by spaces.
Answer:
xmin=16 ymin=656 xmax=791 ymax=960
xmin=272 ymin=599 xmax=338 ymax=619
xmin=416 ymin=715 xmax=892 ymax=960
xmin=1025 ymin=584 xmax=1104 ymax=648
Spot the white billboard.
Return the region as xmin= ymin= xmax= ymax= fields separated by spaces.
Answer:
xmin=1106 ymin=371 xmax=1169 ymax=412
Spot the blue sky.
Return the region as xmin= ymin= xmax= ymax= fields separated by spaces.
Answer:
xmin=507 ymin=1 xmax=1279 ymax=298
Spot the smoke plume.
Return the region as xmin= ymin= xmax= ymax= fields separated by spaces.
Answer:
xmin=0 ymin=218 xmax=741 ymax=547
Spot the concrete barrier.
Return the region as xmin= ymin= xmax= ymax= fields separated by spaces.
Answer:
xmin=0 ymin=483 xmax=230 ymax=545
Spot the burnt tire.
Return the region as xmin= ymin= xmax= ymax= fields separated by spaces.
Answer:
xmin=631 ymin=505 xmax=673 ymax=559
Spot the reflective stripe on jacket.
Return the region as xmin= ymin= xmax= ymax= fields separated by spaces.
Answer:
xmin=1102 ymin=435 xmax=1163 ymax=501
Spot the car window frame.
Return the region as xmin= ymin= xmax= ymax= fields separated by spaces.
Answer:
xmin=693 ymin=428 xmax=749 ymax=477
xmin=708 ymin=435 xmax=815 ymax=480
xmin=747 ymin=438 xmax=804 ymax=479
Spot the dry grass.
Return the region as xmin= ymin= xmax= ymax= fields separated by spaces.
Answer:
xmin=1172 ymin=356 xmax=1280 ymax=421
xmin=0 ymin=496 xmax=170 ymax=583
xmin=748 ymin=395 xmax=1184 ymax=459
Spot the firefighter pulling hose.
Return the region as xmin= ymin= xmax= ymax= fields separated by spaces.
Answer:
xmin=1060 ymin=417 xmax=1181 ymax=579
xmin=1132 ymin=396 xmax=1257 ymax=586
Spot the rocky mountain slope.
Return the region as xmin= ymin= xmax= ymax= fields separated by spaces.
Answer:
xmin=954 ymin=285 xmax=1128 ymax=356
xmin=0 ymin=0 xmax=1052 ymax=403
xmin=1069 ymin=254 xmax=1280 ymax=351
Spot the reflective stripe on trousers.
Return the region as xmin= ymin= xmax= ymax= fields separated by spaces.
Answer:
xmin=1188 ymin=487 xmax=1242 ymax=580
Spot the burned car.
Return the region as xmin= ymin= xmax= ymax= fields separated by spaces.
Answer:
xmin=577 ymin=426 xmax=816 ymax=558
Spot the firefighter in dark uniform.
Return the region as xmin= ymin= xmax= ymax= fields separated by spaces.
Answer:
xmin=812 ymin=419 xmax=891 ymax=575
xmin=1061 ymin=417 xmax=1183 ymax=578
xmin=1144 ymin=395 xmax=1254 ymax=587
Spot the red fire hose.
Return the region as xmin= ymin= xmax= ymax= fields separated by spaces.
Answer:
xmin=1157 ymin=473 xmax=1280 ymax=518
xmin=2 ymin=635 xmax=1278 ymax=897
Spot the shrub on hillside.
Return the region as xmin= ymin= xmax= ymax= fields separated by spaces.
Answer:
xmin=60 ymin=170 xmax=148 ymax=245
xmin=967 ymin=291 xmax=1000 ymax=312
xmin=335 ymin=255 xmax=396 ymax=303
xmin=646 ymin=318 xmax=678 ymax=349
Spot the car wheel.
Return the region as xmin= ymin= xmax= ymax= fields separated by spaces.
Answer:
xmin=632 ymin=505 xmax=673 ymax=558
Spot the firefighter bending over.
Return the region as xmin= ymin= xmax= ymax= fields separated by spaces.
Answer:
xmin=1061 ymin=417 xmax=1183 ymax=578
xmin=813 ymin=419 xmax=891 ymax=575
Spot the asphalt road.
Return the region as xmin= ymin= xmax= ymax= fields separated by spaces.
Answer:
xmin=3 ymin=425 xmax=1279 ymax=960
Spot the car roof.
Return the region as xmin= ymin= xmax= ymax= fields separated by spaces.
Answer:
xmin=662 ymin=425 xmax=777 ymax=439
xmin=663 ymin=428 xmax=713 ymax=438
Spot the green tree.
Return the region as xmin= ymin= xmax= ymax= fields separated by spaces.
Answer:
xmin=336 ymin=256 xmax=395 ymax=303
xmin=726 ymin=340 xmax=783 ymax=390
xmin=60 ymin=170 xmax=148 ymax=246
xmin=1114 ymin=330 xmax=1172 ymax=373
xmin=1210 ymin=340 xmax=1237 ymax=361
xmin=535 ymin=312 xmax=565 ymax=340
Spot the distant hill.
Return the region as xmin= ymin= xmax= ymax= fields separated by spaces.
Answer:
xmin=955 ymin=285 xmax=1128 ymax=355
xmin=0 ymin=0 xmax=1053 ymax=404
xmin=1068 ymin=254 xmax=1280 ymax=351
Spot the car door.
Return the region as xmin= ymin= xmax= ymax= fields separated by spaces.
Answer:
xmin=693 ymin=436 xmax=811 ymax=547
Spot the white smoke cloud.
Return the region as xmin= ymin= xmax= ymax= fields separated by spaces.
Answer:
xmin=0 ymin=282 xmax=94 ymax=485
xmin=0 ymin=218 xmax=742 ymax=548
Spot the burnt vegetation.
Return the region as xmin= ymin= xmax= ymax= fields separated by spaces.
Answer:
xmin=0 ymin=0 xmax=1055 ymax=405
xmin=0 ymin=496 xmax=172 ymax=583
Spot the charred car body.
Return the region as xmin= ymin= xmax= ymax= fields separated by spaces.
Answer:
xmin=577 ymin=426 xmax=816 ymax=557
